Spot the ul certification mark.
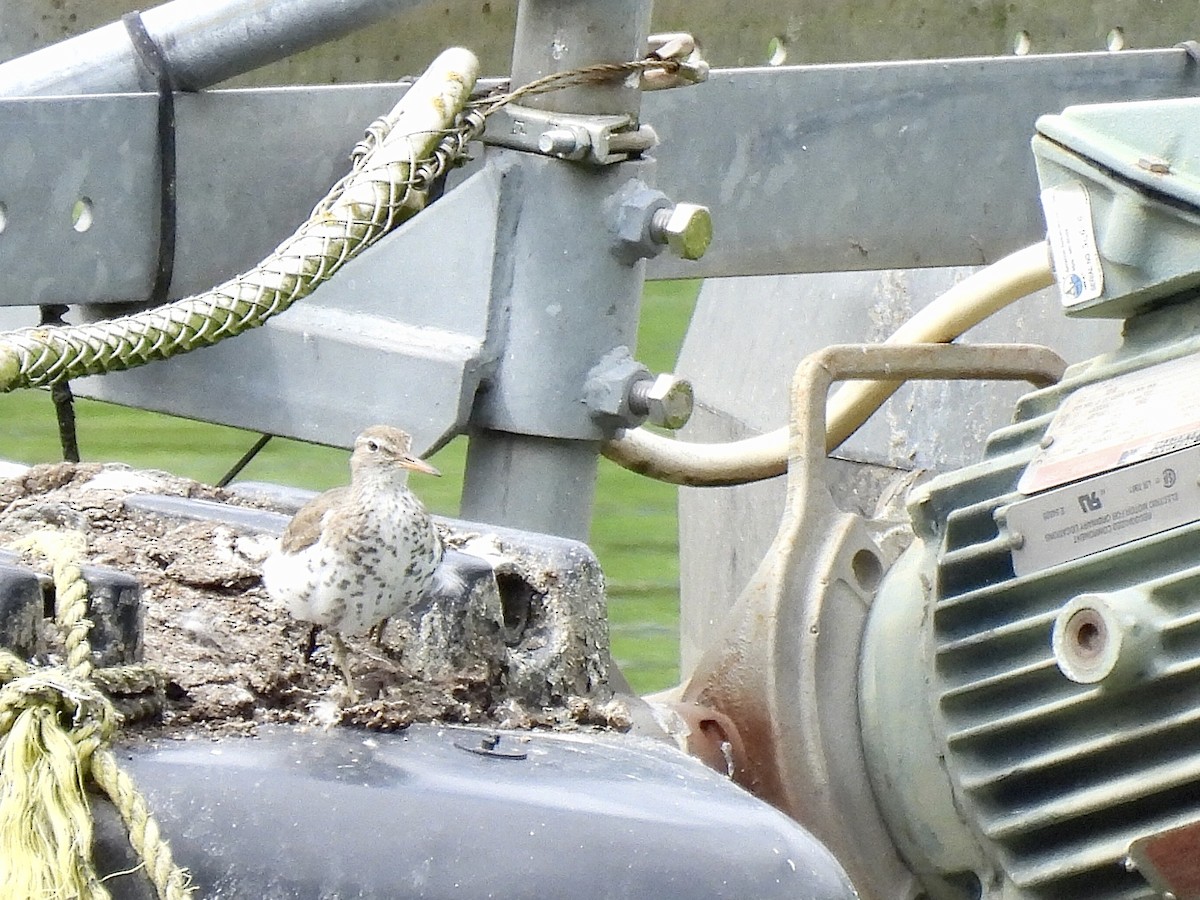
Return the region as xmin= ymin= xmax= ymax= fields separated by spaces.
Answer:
xmin=1164 ymin=468 xmax=1177 ymax=489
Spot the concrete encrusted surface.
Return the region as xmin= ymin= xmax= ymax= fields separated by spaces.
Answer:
xmin=0 ymin=461 xmax=628 ymax=737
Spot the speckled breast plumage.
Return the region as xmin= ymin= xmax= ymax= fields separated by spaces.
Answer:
xmin=263 ymin=486 xmax=442 ymax=636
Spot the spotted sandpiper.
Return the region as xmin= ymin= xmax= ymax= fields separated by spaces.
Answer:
xmin=262 ymin=425 xmax=443 ymax=695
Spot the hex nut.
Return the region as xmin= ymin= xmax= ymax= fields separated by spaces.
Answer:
xmin=655 ymin=203 xmax=713 ymax=261
xmin=612 ymin=185 xmax=673 ymax=262
xmin=584 ymin=349 xmax=651 ymax=426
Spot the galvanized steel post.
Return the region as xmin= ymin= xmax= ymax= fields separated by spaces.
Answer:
xmin=0 ymin=0 xmax=425 ymax=95
xmin=460 ymin=0 xmax=654 ymax=539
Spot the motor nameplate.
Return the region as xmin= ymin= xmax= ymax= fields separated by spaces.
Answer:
xmin=1006 ymin=444 xmax=1198 ymax=576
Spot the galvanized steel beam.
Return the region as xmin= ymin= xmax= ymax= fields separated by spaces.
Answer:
xmin=0 ymin=49 xmax=1198 ymax=309
xmin=649 ymin=48 xmax=1200 ymax=278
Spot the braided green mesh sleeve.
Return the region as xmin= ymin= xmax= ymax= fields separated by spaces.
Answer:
xmin=0 ymin=47 xmax=481 ymax=393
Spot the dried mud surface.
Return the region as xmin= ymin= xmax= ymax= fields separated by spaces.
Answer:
xmin=0 ymin=462 xmax=629 ymax=740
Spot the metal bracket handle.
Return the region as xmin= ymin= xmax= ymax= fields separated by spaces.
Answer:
xmin=786 ymin=342 xmax=1067 ymax=509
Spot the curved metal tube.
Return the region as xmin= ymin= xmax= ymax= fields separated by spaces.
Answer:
xmin=602 ymin=241 xmax=1055 ymax=486
xmin=0 ymin=0 xmax=430 ymax=96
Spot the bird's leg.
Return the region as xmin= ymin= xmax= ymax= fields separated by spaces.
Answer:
xmin=328 ymin=631 xmax=358 ymax=701
xmin=368 ymin=617 xmax=389 ymax=646
xmin=303 ymin=624 xmax=319 ymax=662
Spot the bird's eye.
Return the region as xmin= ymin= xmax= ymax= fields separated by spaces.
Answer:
xmin=366 ymin=440 xmax=380 ymax=452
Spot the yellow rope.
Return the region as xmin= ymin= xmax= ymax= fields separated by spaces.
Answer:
xmin=91 ymin=750 xmax=192 ymax=900
xmin=0 ymin=530 xmax=193 ymax=900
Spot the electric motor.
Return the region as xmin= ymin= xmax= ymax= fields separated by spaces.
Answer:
xmin=862 ymin=95 xmax=1200 ymax=900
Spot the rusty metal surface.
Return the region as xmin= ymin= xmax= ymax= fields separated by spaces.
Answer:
xmin=1128 ymin=821 xmax=1200 ymax=900
xmin=681 ymin=342 xmax=1065 ymax=900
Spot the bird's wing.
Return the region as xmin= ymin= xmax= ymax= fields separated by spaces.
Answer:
xmin=278 ymin=487 xmax=348 ymax=554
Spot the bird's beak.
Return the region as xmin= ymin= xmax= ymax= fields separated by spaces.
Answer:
xmin=401 ymin=454 xmax=441 ymax=477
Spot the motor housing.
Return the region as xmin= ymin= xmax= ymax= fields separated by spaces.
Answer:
xmin=864 ymin=306 xmax=1200 ymax=898
xmin=862 ymin=93 xmax=1200 ymax=900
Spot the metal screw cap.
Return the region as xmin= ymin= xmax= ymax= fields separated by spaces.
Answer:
xmin=651 ymin=203 xmax=713 ymax=260
xmin=629 ymin=373 xmax=694 ymax=429
xmin=538 ymin=127 xmax=588 ymax=159
xmin=1051 ymin=592 xmax=1159 ymax=687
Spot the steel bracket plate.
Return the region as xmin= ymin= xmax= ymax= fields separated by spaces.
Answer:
xmin=71 ymin=163 xmax=503 ymax=456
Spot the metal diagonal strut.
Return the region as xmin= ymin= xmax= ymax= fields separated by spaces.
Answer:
xmin=0 ymin=0 xmax=429 ymax=97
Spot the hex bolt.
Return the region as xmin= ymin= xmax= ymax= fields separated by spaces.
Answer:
xmin=649 ymin=202 xmax=713 ymax=260
xmin=628 ymin=373 xmax=695 ymax=429
xmin=538 ymin=127 xmax=588 ymax=158
xmin=610 ymin=184 xmax=672 ymax=263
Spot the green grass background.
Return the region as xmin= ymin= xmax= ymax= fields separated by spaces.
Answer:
xmin=0 ymin=281 xmax=700 ymax=693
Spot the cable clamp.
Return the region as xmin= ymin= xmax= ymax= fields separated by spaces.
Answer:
xmin=483 ymin=104 xmax=658 ymax=164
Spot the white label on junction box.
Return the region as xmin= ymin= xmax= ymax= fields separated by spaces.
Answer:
xmin=1041 ymin=181 xmax=1104 ymax=306
xmin=1019 ymin=354 xmax=1200 ymax=495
